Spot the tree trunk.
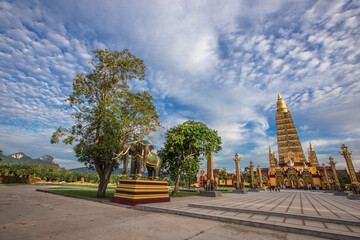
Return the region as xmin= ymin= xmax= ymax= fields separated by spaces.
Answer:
xmin=97 ymin=173 xmax=109 ymax=198
xmin=96 ymin=161 xmax=114 ymax=198
xmin=172 ymin=167 xmax=182 ymax=196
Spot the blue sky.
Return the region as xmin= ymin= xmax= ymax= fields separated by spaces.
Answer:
xmin=0 ymin=0 xmax=359 ymax=172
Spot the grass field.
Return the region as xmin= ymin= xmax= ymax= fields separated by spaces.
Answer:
xmin=47 ymin=189 xmax=115 ymax=200
xmin=46 ymin=188 xmax=202 ymax=200
xmin=0 ymin=183 xmax=26 ymax=187
xmin=48 ymin=185 xmax=116 ymax=190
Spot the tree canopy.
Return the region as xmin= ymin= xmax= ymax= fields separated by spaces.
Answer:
xmin=159 ymin=120 xmax=222 ymax=195
xmin=217 ymin=168 xmax=229 ymax=187
xmin=51 ymin=49 xmax=161 ymax=197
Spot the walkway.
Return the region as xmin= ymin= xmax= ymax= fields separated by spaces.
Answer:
xmin=136 ymin=190 xmax=360 ymax=240
xmin=0 ymin=185 xmax=326 ymax=240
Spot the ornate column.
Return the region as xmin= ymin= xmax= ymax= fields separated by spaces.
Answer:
xmin=322 ymin=163 xmax=330 ymax=189
xmin=257 ymin=165 xmax=263 ymax=188
xmin=234 ymin=153 xmax=241 ymax=190
xmin=206 ymin=152 xmax=216 ymax=191
xmin=200 ymin=152 xmax=222 ymax=197
xmin=250 ymin=161 xmax=255 ymax=189
xmin=340 ymin=144 xmax=359 ymax=185
xmin=329 ymin=156 xmax=340 ymax=187
xmin=207 ymin=152 xmax=214 ymax=181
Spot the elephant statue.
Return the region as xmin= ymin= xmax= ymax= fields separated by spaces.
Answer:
xmin=121 ymin=140 xmax=161 ymax=180
xmin=146 ymin=152 xmax=161 ymax=180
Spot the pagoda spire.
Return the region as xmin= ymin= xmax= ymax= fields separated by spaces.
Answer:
xmin=308 ymin=143 xmax=319 ymax=167
xmin=275 ymin=94 xmax=306 ymax=165
xmin=276 ymin=93 xmax=288 ymax=112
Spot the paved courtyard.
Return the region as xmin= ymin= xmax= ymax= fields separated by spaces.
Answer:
xmin=0 ymin=185 xmax=359 ymax=240
xmin=137 ymin=190 xmax=360 ymax=240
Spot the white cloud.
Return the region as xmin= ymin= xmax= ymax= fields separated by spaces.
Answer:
xmin=0 ymin=1 xmax=360 ymax=171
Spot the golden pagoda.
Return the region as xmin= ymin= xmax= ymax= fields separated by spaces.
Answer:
xmin=268 ymin=94 xmax=322 ymax=188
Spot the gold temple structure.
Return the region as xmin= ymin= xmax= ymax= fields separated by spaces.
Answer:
xmin=268 ymin=94 xmax=322 ymax=188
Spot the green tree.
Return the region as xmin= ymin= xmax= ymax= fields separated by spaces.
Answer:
xmin=159 ymin=120 xmax=222 ymax=196
xmin=51 ymin=49 xmax=161 ymax=197
xmin=184 ymin=158 xmax=201 ymax=190
xmin=217 ymin=168 xmax=229 ymax=187
xmin=0 ymin=150 xmax=2 ymax=161
xmin=338 ymin=172 xmax=351 ymax=185
xmin=246 ymin=172 xmax=258 ymax=185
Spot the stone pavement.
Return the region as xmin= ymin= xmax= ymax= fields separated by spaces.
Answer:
xmin=0 ymin=185 xmax=327 ymax=240
xmin=136 ymin=190 xmax=360 ymax=240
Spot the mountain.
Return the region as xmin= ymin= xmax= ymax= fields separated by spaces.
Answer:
xmin=69 ymin=167 xmax=127 ymax=175
xmin=68 ymin=167 xmax=97 ymax=174
xmin=0 ymin=151 xmax=60 ymax=167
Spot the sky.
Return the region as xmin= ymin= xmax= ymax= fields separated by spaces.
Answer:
xmin=0 ymin=0 xmax=360 ymax=172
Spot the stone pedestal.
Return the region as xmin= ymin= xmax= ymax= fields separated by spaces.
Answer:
xmin=347 ymin=194 xmax=360 ymax=200
xmin=111 ymin=179 xmax=170 ymax=206
xmin=232 ymin=189 xmax=247 ymax=194
xmin=333 ymin=192 xmax=349 ymax=196
xmin=198 ymin=191 xmax=222 ymax=197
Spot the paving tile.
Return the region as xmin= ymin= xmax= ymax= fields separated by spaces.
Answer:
xmin=233 ymin=213 xmax=253 ymax=219
xmin=222 ymin=211 xmax=240 ymax=216
xmin=304 ymin=220 xmax=326 ymax=229
xmin=326 ymin=223 xmax=351 ymax=232
xmin=349 ymin=225 xmax=360 ymax=233
xmin=284 ymin=217 xmax=303 ymax=225
xmin=267 ymin=216 xmax=284 ymax=223
xmin=249 ymin=214 xmax=268 ymax=220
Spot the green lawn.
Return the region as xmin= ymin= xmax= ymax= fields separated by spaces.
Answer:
xmin=46 ymin=188 xmax=200 ymax=200
xmin=47 ymin=189 xmax=115 ymax=200
xmin=0 ymin=183 xmax=26 ymax=187
xmin=48 ymin=185 xmax=116 ymax=190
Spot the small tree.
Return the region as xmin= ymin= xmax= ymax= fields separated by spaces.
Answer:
xmin=217 ymin=168 xmax=229 ymax=187
xmin=183 ymin=158 xmax=201 ymax=190
xmin=338 ymin=172 xmax=351 ymax=185
xmin=246 ymin=172 xmax=258 ymax=187
xmin=159 ymin=120 xmax=222 ymax=196
xmin=51 ymin=49 xmax=161 ymax=197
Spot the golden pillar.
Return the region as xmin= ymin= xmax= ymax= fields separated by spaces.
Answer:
xmin=250 ymin=161 xmax=255 ymax=189
xmin=206 ymin=152 xmax=216 ymax=191
xmin=340 ymin=144 xmax=359 ymax=185
xmin=322 ymin=163 xmax=330 ymax=189
xmin=329 ymin=156 xmax=340 ymax=187
xmin=207 ymin=152 xmax=214 ymax=181
xmin=234 ymin=153 xmax=241 ymax=190
xmin=257 ymin=165 xmax=263 ymax=188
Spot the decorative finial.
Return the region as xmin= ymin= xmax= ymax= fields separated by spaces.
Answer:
xmin=309 ymin=142 xmax=314 ymax=151
xmin=269 ymin=145 xmax=272 ymax=153
xmin=278 ymin=93 xmax=282 ymax=99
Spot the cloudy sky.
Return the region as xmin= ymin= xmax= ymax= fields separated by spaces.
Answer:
xmin=0 ymin=0 xmax=359 ymax=172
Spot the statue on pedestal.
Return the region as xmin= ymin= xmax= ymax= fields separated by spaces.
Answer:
xmin=121 ymin=140 xmax=161 ymax=180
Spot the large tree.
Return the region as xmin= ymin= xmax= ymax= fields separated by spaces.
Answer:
xmin=159 ymin=120 xmax=222 ymax=195
xmin=51 ymin=49 xmax=161 ymax=197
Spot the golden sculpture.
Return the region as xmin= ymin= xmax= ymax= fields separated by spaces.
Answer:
xmin=340 ymin=144 xmax=359 ymax=185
